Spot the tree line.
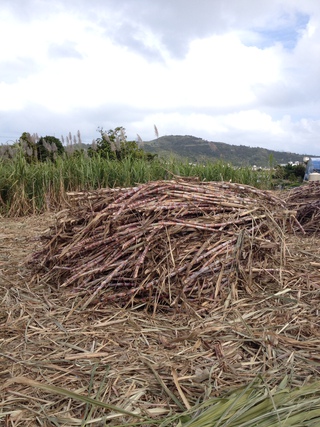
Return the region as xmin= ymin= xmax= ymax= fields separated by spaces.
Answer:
xmin=0 ymin=127 xmax=156 ymax=163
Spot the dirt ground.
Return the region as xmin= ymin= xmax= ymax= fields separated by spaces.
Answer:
xmin=0 ymin=214 xmax=54 ymax=283
xmin=1 ymin=212 xmax=320 ymax=426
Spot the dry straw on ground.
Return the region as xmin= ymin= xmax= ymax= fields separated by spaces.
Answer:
xmin=1 ymin=179 xmax=320 ymax=426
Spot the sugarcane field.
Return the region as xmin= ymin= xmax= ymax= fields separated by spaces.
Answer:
xmin=1 ymin=178 xmax=320 ymax=426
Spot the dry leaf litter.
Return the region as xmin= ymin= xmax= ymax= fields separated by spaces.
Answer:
xmin=1 ymin=179 xmax=320 ymax=426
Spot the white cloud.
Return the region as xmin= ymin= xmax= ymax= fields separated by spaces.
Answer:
xmin=0 ymin=0 xmax=320 ymax=156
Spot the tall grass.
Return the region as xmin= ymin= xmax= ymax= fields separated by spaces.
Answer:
xmin=0 ymin=150 xmax=272 ymax=216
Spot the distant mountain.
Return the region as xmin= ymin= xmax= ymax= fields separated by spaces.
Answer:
xmin=143 ymin=135 xmax=316 ymax=167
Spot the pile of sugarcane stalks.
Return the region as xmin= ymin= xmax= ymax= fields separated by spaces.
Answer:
xmin=285 ymin=181 xmax=320 ymax=233
xmin=29 ymin=179 xmax=296 ymax=309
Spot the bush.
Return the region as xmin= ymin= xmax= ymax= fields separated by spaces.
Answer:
xmin=92 ymin=126 xmax=156 ymax=161
xmin=37 ymin=136 xmax=65 ymax=162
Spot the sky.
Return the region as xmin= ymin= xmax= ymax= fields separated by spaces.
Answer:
xmin=1 ymin=0 xmax=320 ymax=155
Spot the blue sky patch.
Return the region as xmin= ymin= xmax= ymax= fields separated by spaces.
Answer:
xmin=251 ymin=12 xmax=309 ymax=50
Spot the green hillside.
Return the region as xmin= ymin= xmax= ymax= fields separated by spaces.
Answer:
xmin=143 ymin=135 xmax=316 ymax=167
